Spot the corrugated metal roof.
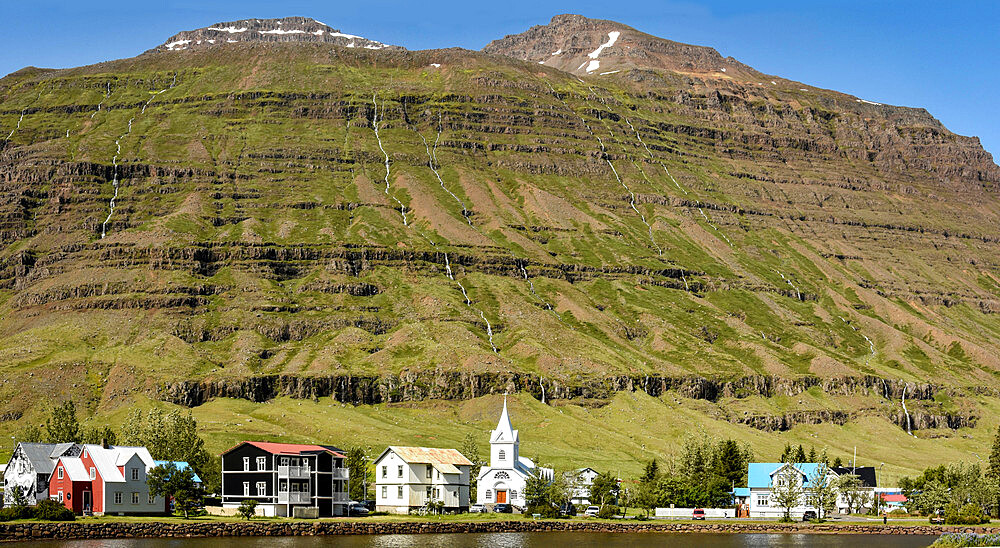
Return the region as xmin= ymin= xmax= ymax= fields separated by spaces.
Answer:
xmin=387 ymin=446 xmax=472 ymax=466
xmin=19 ymin=443 xmax=61 ymax=474
xmin=733 ymin=487 xmax=751 ymax=497
xmin=227 ymin=441 xmax=345 ymax=458
xmin=881 ymin=494 xmax=907 ymax=502
xmin=59 ymin=458 xmax=89 ymax=482
xmin=433 ymin=463 xmax=462 ymax=475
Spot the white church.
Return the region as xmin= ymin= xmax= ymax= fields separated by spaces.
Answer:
xmin=476 ymin=397 xmax=553 ymax=507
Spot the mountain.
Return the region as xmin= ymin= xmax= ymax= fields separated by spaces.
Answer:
xmin=484 ymin=14 xmax=758 ymax=79
xmin=0 ymin=15 xmax=998 ymax=477
xmin=148 ymin=16 xmax=402 ymax=53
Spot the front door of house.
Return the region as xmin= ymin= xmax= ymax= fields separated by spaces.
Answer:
xmin=496 ymin=490 xmax=507 ymax=504
xmin=82 ymin=491 xmax=91 ymax=514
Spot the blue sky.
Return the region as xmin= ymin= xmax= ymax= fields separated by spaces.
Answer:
xmin=3 ymin=0 xmax=997 ymax=160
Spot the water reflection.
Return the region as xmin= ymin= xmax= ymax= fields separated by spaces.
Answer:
xmin=16 ymin=532 xmax=937 ymax=548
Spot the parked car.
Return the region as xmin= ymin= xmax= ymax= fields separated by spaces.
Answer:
xmin=361 ymin=499 xmax=376 ymax=511
xmin=585 ymin=506 xmax=600 ymax=517
xmin=348 ymin=502 xmax=370 ymax=516
xmin=692 ymin=508 xmax=706 ymax=520
xmin=493 ymin=503 xmax=512 ymax=513
xmin=469 ymin=503 xmax=488 ymax=513
xmin=802 ymin=510 xmax=817 ymax=521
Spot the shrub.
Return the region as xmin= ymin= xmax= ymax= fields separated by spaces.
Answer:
xmin=943 ymin=503 xmax=989 ymax=525
xmin=597 ymin=505 xmax=619 ymax=519
xmin=34 ymin=499 xmax=75 ymax=521
xmin=0 ymin=505 xmax=35 ymax=522
xmin=932 ymin=533 xmax=1000 ymax=547
xmin=237 ymin=499 xmax=258 ymax=520
xmin=525 ymin=503 xmax=559 ymax=518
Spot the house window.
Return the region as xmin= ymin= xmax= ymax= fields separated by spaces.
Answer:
xmin=243 ymin=457 xmax=250 ymax=471
xmin=426 ymin=465 xmax=433 ymax=479
xmin=426 ymin=486 xmax=432 ymax=498
xmin=511 ymin=490 xmax=518 ymax=500
xmin=381 ymin=486 xmax=387 ymax=499
xmin=58 ymin=491 xmax=64 ymax=502
xmin=398 ymin=465 xmax=403 ymax=478
xmin=397 ymin=486 xmax=403 ymax=499
xmin=256 ymin=482 xmax=266 ymax=496
xmin=256 ymin=457 xmax=267 ymax=471
xmin=148 ymin=494 xmax=155 ymax=504
xmin=243 ymin=482 xmax=250 ymax=497
xmin=433 ymin=488 xmax=439 ymax=498
xmin=281 ymin=457 xmax=289 ymax=466
xmin=131 ymin=468 xmax=139 ymax=481
xmin=114 ymin=492 xmax=122 ymax=505
xmin=757 ymin=495 xmax=769 ymax=506
xmin=382 ymin=465 xmax=387 ymax=478
xmin=498 ymin=450 xmax=506 ymax=461
xmin=436 ymin=470 xmax=440 ymax=480
xmin=90 ymin=467 xmax=96 ymax=481
xmin=486 ymin=489 xmax=492 ymax=501
xmin=131 ymin=492 xmax=139 ymax=505
xmin=58 ymin=467 xmax=64 ymax=480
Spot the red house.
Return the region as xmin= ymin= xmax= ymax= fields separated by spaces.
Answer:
xmin=48 ymin=444 xmax=165 ymax=515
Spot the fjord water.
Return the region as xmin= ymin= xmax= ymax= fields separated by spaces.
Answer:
xmin=16 ymin=532 xmax=936 ymax=547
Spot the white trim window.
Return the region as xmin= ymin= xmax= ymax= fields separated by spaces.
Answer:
xmin=58 ymin=467 xmax=64 ymax=480
xmin=381 ymin=486 xmax=387 ymax=498
xmin=498 ymin=450 xmax=506 ymax=461
xmin=131 ymin=492 xmax=139 ymax=505
xmin=58 ymin=491 xmax=64 ymax=502
xmin=756 ymin=495 xmax=769 ymax=506
xmin=256 ymin=457 xmax=267 ymax=471
xmin=243 ymin=482 xmax=250 ymax=497
xmin=397 ymin=465 xmax=403 ymax=478
xmin=256 ymin=482 xmax=266 ymax=497
xmin=243 ymin=457 xmax=250 ymax=472
xmin=486 ymin=489 xmax=492 ymax=501
xmin=148 ymin=494 xmax=155 ymax=504
xmin=131 ymin=468 xmax=139 ymax=481
xmin=382 ymin=465 xmax=387 ymax=478
xmin=90 ymin=467 xmax=96 ymax=480
xmin=397 ymin=486 xmax=403 ymax=499
xmin=114 ymin=492 xmax=123 ymax=505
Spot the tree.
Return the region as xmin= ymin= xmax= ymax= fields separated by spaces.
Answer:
xmin=633 ymin=479 xmax=660 ymax=518
xmin=45 ymin=401 xmax=81 ymax=443
xmin=237 ymin=499 xmax=258 ymax=520
xmin=793 ymin=445 xmax=807 ymax=464
xmin=7 ymin=485 xmax=29 ymax=508
xmin=808 ymin=447 xmax=817 ymax=464
xmin=345 ymin=447 xmax=369 ymax=501
xmin=16 ymin=424 xmax=42 ymax=444
xmin=590 ymin=472 xmax=619 ymax=509
xmin=640 ymin=459 xmax=659 ymax=484
xmin=780 ymin=443 xmax=793 ymax=463
xmin=546 ymin=472 xmax=573 ymax=511
xmin=147 ymin=462 xmax=205 ymax=518
xmin=990 ymin=425 xmax=1000 ymax=482
xmin=837 ymin=474 xmax=869 ymax=514
xmin=912 ymin=480 xmax=949 ymax=516
xmin=119 ymin=409 xmax=219 ymax=494
xmin=461 ymin=433 xmax=483 ymax=498
xmin=806 ymin=464 xmax=836 ymax=520
xmin=82 ymin=425 xmax=117 ymax=446
xmin=771 ymin=466 xmax=804 ymax=521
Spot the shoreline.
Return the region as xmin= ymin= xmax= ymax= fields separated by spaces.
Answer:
xmin=0 ymin=519 xmax=973 ymax=541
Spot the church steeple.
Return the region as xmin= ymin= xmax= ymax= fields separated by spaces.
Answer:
xmin=489 ymin=396 xmax=519 ymax=467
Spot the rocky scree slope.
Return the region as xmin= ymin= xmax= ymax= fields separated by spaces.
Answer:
xmin=0 ymin=16 xmax=998 ymax=441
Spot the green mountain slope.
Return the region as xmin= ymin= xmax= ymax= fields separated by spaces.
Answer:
xmin=1 ymin=16 xmax=998 ymax=474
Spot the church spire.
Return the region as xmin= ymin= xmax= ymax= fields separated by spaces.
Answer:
xmin=491 ymin=395 xmax=517 ymax=443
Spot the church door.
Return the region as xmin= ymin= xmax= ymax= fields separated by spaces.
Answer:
xmin=496 ymin=490 xmax=507 ymax=504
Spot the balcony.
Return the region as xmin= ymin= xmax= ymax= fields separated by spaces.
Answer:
xmin=332 ymin=468 xmax=349 ymax=480
xmin=331 ymin=492 xmax=349 ymax=503
xmin=278 ymin=465 xmax=311 ymax=479
xmin=277 ymin=491 xmax=311 ymax=504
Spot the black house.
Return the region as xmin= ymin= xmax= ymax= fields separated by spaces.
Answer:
xmin=831 ymin=466 xmax=877 ymax=488
xmin=220 ymin=441 xmax=349 ymax=517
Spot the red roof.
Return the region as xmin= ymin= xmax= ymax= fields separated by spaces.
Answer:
xmin=881 ymin=494 xmax=907 ymax=503
xmin=226 ymin=441 xmax=345 ymax=458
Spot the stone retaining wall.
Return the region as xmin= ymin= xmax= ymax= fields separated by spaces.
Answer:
xmin=0 ymin=520 xmax=985 ymax=541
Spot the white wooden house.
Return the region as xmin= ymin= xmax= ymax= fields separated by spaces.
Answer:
xmin=374 ymin=446 xmax=472 ymax=514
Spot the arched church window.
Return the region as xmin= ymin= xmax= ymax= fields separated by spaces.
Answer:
xmin=511 ymin=490 xmax=518 ymax=500
xmin=496 ymin=471 xmax=510 ymax=480
xmin=486 ymin=489 xmax=492 ymax=500
xmin=498 ymin=450 xmax=506 ymax=461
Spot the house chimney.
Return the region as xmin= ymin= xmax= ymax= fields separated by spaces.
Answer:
xmin=101 ymin=438 xmax=110 ymax=449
